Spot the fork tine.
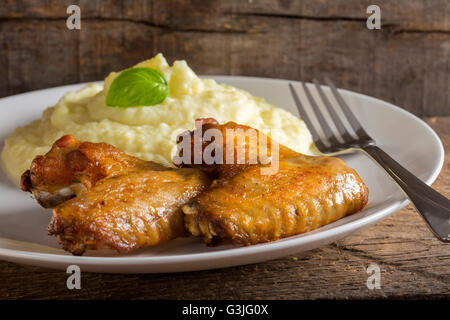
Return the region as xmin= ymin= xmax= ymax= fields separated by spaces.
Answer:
xmin=325 ymin=78 xmax=371 ymax=140
xmin=288 ymin=83 xmax=327 ymax=151
xmin=313 ymin=79 xmax=354 ymax=143
xmin=301 ymin=81 xmax=340 ymax=146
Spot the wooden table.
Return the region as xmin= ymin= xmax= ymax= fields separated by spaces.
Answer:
xmin=0 ymin=117 xmax=448 ymax=300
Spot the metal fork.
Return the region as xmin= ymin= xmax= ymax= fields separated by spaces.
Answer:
xmin=289 ymin=79 xmax=450 ymax=242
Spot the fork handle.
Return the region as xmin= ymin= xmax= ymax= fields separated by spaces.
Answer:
xmin=361 ymin=145 xmax=450 ymax=242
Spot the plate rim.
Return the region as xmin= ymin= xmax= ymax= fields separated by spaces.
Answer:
xmin=0 ymin=75 xmax=444 ymax=268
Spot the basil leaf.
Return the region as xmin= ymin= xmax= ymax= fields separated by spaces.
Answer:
xmin=106 ymin=67 xmax=169 ymax=107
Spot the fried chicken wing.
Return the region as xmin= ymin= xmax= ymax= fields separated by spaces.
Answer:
xmin=21 ymin=135 xmax=210 ymax=255
xmin=21 ymin=135 xmax=161 ymax=207
xmin=177 ymin=119 xmax=368 ymax=246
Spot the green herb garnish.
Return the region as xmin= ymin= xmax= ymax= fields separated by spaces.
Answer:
xmin=106 ymin=67 xmax=169 ymax=107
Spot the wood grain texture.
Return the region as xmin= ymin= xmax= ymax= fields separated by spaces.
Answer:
xmin=0 ymin=0 xmax=448 ymax=116
xmin=0 ymin=117 xmax=449 ymax=300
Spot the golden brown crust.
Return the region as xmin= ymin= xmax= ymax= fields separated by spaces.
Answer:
xmin=180 ymin=119 xmax=369 ymax=246
xmin=22 ymin=135 xmax=211 ymax=255
xmin=49 ymin=168 xmax=210 ymax=255
xmin=175 ymin=118 xmax=298 ymax=179
xmin=20 ymin=134 xmax=147 ymax=206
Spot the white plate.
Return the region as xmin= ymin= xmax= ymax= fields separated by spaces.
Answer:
xmin=0 ymin=76 xmax=444 ymax=273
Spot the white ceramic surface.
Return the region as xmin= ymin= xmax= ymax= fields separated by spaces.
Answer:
xmin=0 ymin=76 xmax=444 ymax=273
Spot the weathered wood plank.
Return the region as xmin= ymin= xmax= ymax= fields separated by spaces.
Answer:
xmin=0 ymin=16 xmax=448 ymax=116
xmin=0 ymin=117 xmax=448 ymax=300
xmin=0 ymin=20 xmax=80 ymax=97
xmin=1 ymin=0 xmax=449 ymax=31
xmin=0 ymin=1 xmax=448 ymax=116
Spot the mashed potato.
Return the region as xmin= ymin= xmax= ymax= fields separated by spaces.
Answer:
xmin=2 ymin=54 xmax=312 ymax=184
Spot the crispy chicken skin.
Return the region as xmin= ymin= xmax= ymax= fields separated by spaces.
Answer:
xmin=21 ymin=135 xmax=210 ymax=255
xmin=49 ymin=168 xmax=209 ymax=255
xmin=21 ymin=135 xmax=159 ymax=208
xmin=178 ymin=119 xmax=369 ymax=246
xmin=176 ymin=118 xmax=298 ymax=180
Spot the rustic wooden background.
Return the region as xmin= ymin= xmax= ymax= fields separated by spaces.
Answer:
xmin=0 ymin=0 xmax=448 ymax=116
xmin=0 ymin=0 xmax=449 ymax=300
